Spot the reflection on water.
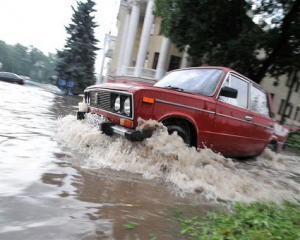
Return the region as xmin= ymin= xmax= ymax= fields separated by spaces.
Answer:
xmin=1 ymin=81 xmax=300 ymax=240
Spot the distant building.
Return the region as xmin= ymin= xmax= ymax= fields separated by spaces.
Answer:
xmin=105 ymin=0 xmax=300 ymax=128
xmin=261 ymin=73 xmax=300 ymax=128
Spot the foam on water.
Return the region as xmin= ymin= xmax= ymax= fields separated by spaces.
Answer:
xmin=55 ymin=115 xmax=300 ymax=204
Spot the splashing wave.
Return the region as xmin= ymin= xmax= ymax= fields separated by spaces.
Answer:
xmin=55 ymin=115 xmax=300 ymax=203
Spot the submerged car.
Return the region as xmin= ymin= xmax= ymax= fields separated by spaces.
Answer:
xmin=0 ymin=72 xmax=24 ymax=85
xmin=77 ymin=66 xmax=289 ymax=158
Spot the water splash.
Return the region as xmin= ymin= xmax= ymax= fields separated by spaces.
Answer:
xmin=55 ymin=115 xmax=300 ymax=204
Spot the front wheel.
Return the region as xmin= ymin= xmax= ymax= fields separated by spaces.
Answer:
xmin=267 ymin=142 xmax=277 ymax=152
xmin=166 ymin=124 xmax=191 ymax=146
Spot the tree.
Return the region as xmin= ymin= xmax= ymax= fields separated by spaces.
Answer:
xmin=0 ymin=40 xmax=57 ymax=82
xmin=56 ymin=0 xmax=99 ymax=94
xmin=154 ymin=0 xmax=300 ymax=84
xmin=253 ymin=0 xmax=300 ymax=82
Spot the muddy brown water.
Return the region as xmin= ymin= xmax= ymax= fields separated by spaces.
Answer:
xmin=0 ymin=82 xmax=299 ymax=239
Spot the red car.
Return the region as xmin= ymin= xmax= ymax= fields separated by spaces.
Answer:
xmin=77 ymin=66 xmax=289 ymax=157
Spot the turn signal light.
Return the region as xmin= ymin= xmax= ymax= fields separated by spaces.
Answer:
xmin=120 ymin=118 xmax=133 ymax=128
xmin=142 ymin=97 xmax=154 ymax=104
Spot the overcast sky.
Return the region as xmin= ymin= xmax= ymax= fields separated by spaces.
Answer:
xmin=0 ymin=0 xmax=120 ymax=74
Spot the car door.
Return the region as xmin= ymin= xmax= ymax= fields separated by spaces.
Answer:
xmin=248 ymin=84 xmax=274 ymax=150
xmin=210 ymin=73 xmax=258 ymax=157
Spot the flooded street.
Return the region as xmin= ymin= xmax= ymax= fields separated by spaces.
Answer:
xmin=0 ymin=81 xmax=300 ymax=239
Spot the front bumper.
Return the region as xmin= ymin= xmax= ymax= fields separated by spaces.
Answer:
xmin=77 ymin=111 xmax=153 ymax=142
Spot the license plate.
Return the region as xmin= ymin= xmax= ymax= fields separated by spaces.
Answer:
xmin=85 ymin=113 xmax=107 ymax=128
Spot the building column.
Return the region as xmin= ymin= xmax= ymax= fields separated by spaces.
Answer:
xmin=180 ymin=45 xmax=190 ymax=69
xmin=134 ymin=0 xmax=155 ymax=77
xmin=116 ymin=9 xmax=130 ymax=75
xmin=121 ymin=1 xmax=140 ymax=75
xmin=155 ymin=37 xmax=170 ymax=79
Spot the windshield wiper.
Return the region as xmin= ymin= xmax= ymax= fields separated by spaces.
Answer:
xmin=164 ymin=85 xmax=184 ymax=92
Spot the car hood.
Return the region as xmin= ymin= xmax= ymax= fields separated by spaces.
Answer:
xmin=85 ymin=82 xmax=154 ymax=93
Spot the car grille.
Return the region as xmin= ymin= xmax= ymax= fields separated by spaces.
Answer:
xmin=88 ymin=90 xmax=111 ymax=111
xmin=85 ymin=89 xmax=133 ymax=119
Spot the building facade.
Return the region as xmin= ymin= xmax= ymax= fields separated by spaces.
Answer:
xmin=106 ymin=0 xmax=190 ymax=81
xmin=260 ymin=73 xmax=300 ymax=128
xmin=104 ymin=0 xmax=300 ymax=128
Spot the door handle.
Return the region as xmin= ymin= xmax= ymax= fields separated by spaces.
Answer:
xmin=245 ymin=116 xmax=253 ymax=121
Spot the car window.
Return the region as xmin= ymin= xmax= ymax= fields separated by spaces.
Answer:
xmin=251 ymin=85 xmax=270 ymax=117
xmin=219 ymin=74 xmax=248 ymax=109
xmin=154 ymin=68 xmax=224 ymax=96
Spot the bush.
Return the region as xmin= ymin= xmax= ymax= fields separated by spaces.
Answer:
xmin=286 ymin=130 xmax=300 ymax=150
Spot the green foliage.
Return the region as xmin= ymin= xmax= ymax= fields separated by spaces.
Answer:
xmin=56 ymin=0 xmax=99 ymax=94
xmin=175 ymin=201 xmax=300 ymax=239
xmin=154 ymin=0 xmax=300 ymax=83
xmin=286 ymin=130 xmax=300 ymax=150
xmin=0 ymin=40 xmax=57 ymax=82
xmin=123 ymin=222 xmax=137 ymax=229
xmin=150 ymin=233 xmax=157 ymax=240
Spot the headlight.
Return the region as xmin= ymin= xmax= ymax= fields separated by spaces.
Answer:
xmin=123 ymin=97 xmax=131 ymax=116
xmin=114 ymin=96 xmax=120 ymax=111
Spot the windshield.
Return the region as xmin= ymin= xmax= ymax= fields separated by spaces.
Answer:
xmin=154 ymin=68 xmax=224 ymax=96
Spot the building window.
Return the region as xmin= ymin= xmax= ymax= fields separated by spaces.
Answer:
xmin=295 ymin=80 xmax=300 ymax=92
xmin=152 ymin=52 xmax=159 ymax=69
xmin=168 ymin=55 xmax=181 ymax=71
xmin=294 ymin=106 xmax=300 ymax=121
xmin=286 ymin=103 xmax=294 ymax=118
xmin=150 ymin=23 xmax=155 ymax=35
xmin=278 ymin=99 xmax=294 ymax=118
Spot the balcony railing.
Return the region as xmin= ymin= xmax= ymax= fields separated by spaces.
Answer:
xmin=125 ymin=67 xmax=156 ymax=79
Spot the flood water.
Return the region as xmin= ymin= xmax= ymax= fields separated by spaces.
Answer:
xmin=0 ymin=81 xmax=300 ymax=240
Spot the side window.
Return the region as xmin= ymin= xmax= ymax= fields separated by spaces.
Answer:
xmin=219 ymin=75 xmax=248 ymax=109
xmin=250 ymin=85 xmax=270 ymax=118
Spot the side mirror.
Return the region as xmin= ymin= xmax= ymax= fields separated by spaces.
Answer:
xmin=220 ymin=86 xmax=238 ymax=98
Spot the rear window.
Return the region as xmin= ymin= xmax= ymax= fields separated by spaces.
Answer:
xmin=251 ymin=85 xmax=270 ymax=118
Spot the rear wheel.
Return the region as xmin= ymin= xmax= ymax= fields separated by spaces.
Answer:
xmin=166 ymin=124 xmax=191 ymax=146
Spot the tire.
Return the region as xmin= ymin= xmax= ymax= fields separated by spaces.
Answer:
xmin=166 ymin=124 xmax=191 ymax=146
xmin=267 ymin=142 xmax=277 ymax=152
